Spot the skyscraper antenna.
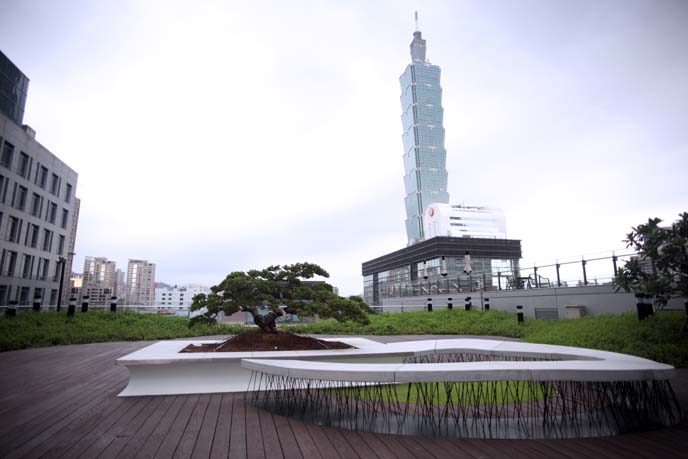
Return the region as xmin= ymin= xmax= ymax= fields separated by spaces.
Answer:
xmin=414 ymin=11 xmax=419 ymax=31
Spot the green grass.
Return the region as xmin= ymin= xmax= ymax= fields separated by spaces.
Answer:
xmin=0 ymin=310 xmax=246 ymax=352
xmin=2 ymin=309 xmax=687 ymax=368
xmin=344 ymin=381 xmax=551 ymax=405
xmin=285 ymin=309 xmax=688 ymax=368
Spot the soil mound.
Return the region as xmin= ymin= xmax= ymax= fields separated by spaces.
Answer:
xmin=181 ymin=329 xmax=353 ymax=353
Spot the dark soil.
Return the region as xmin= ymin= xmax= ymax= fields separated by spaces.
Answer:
xmin=181 ymin=329 xmax=354 ymax=352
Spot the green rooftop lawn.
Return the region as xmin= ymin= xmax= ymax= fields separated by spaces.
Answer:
xmin=1 ymin=309 xmax=686 ymax=368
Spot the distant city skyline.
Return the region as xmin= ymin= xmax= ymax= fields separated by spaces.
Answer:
xmin=1 ymin=1 xmax=686 ymax=295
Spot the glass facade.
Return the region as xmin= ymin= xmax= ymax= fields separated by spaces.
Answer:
xmin=363 ymin=256 xmax=521 ymax=306
xmin=0 ymin=51 xmax=29 ymax=126
xmin=399 ymin=31 xmax=449 ymax=245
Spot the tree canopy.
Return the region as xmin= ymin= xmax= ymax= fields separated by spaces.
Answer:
xmin=614 ymin=212 xmax=688 ymax=307
xmin=189 ymin=262 xmax=371 ymax=331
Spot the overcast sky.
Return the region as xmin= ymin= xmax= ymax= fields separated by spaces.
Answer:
xmin=1 ymin=0 xmax=686 ymax=295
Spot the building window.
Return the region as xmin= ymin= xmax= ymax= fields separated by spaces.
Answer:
xmin=50 ymin=173 xmax=60 ymax=196
xmin=39 ymin=258 xmax=49 ymax=280
xmin=1 ymin=142 xmax=14 ymax=169
xmin=0 ymin=174 xmax=7 ymax=203
xmin=57 ymin=235 xmax=65 ymax=255
xmin=6 ymin=217 xmax=22 ymax=243
xmin=34 ymin=287 xmax=44 ymax=303
xmin=6 ymin=251 xmax=18 ymax=276
xmin=42 ymin=229 xmax=53 ymax=252
xmin=0 ymin=285 xmax=7 ymax=305
xmin=49 ymin=289 xmax=58 ymax=306
xmin=47 ymin=202 xmax=57 ymax=224
xmin=14 ymin=185 xmax=28 ymax=211
xmin=65 ymin=183 xmax=72 ymax=204
xmin=19 ymin=287 xmax=30 ymax=305
xmin=61 ymin=209 xmax=69 ymax=229
xmin=31 ymin=193 xmax=42 ymax=217
xmin=17 ymin=152 xmax=31 ymax=179
xmin=22 ymin=254 xmax=33 ymax=278
xmin=28 ymin=224 xmax=39 ymax=248
xmin=38 ymin=166 xmax=48 ymax=189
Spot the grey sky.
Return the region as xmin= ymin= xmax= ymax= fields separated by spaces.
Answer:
xmin=1 ymin=0 xmax=686 ymax=295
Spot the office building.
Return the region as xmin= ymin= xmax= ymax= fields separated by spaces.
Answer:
xmin=400 ymin=28 xmax=450 ymax=245
xmin=155 ymin=284 xmax=211 ymax=309
xmin=81 ymin=256 xmax=116 ymax=306
xmin=0 ymin=50 xmax=80 ymax=307
xmin=125 ymin=259 xmax=155 ymax=305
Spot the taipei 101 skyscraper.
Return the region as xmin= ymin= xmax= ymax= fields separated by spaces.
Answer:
xmin=399 ymin=13 xmax=450 ymax=245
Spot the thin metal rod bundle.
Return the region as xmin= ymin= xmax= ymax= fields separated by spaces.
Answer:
xmin=246 ymin=353 xmax=681 ymax=439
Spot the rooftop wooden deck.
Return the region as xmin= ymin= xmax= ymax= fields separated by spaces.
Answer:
xmin=0 ymin=336 xmax=686 ymax=458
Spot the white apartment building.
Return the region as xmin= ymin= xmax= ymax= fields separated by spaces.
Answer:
xmin=154 ymin=284 xmax=211 ymax=309
xmin=81 ymin=256 xmax=116 ymax=305
xmin=125 ymin=259 xmax=155 ymax=305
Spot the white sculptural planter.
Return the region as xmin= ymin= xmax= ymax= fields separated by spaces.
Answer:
xmin=117 ymin=337 xmax=680 ymax=439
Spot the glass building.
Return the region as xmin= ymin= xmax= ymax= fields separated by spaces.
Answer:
xmin=400 ymin=30 xmax=449 ymax=245
xmin=0 ymin=50 xmax=29 ymax=126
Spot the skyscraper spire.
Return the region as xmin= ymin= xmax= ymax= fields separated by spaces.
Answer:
xmin=409 ymin=28 xmax=426 ymax=63
xmin=415 ymin=11 xmax=419 ymax=31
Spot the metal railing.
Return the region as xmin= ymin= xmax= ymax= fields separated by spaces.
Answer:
xmin=372 ymin=250 xmax=637 ymax=300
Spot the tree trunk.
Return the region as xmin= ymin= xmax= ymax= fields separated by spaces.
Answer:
xmin=243 ymin=306 xmax=280 ymax=333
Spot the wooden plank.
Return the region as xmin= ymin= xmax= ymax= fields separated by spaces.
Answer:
xmin=487 ymin=439 xmax=560 ymax=459
xmin=72 ymin=396 xmax=158 ymax=458
xmin=0 ymin=360 xmax=124 ymax=440
xmin=245 ymin=397 xmax=267 ymax=459
xmin=99 ymin=395 xmax=167 ymax=459
xmin=210 ymin=393 xmax=234 ymax=459
xmin=429 ymin=438 xmax=477 ymax=458
xmin=271 ymin=414 xmax=302 ymax=459
xmin=228 ymin=394 xmax=248 ymax=459
xmin=321 ymin=426 xmax=359 ymax=458
xmin=54 ymin=397 xmax=142 ymax=458
xmin=392 ymin=436 xmax=436 ymax=458
xmin=135 ymin=396 xmax=188 ymax=459
xmin=10 ymin=392 xmax=124 ymax=459
xmin=173 ymin=393 xmax=212 ymax=458
xmin=0 ymin=376 xmax=123 ymax=458
xmin=257 ymin=408 xmax=285 ymax=459
xmin=375 ymin=434 xmax=418 ymax=459
xmin=460 ymin=439 xmax=519 ymax=459
xmin=112 ymin=395 xmax=178 ymax=459
xmin=542 ymin=439 xmax=628 ymax=459
xmin=191 ymin=393 xmax=223 ymax=459
xmin=303 ymin=424 xmax=340 ymax=458
xmin=153 ymin=394 xmax=201 ymax=459
xmin=354 ymin=431 xmax=397 ymax=459
xmin=531 ymin=439 xmax=594 ymax=459
xmin=287 ymin=418 xmax=322 ymax=459
xmin=336 ymin=430 xmax=378 ymax=458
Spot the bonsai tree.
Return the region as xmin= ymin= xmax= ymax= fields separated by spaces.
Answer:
xmin=614 ymin=212 xmax=688 ymax=309
xmin=189 ymin=262 xmax=370 ymax=332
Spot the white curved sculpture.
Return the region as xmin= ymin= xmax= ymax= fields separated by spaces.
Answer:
xmin=240 ymin=340 xmax=680 ymax=440
xmin=241 ymin=339 xmax=674 ymax=382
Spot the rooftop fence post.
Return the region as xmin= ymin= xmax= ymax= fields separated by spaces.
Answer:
xmin=516 ymin=304 xmax=524 ymax=324
xmin=556 ymin=263 xmax=561 ymax=287
xmin=67 ymin=296 xmax=76 ymax=318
